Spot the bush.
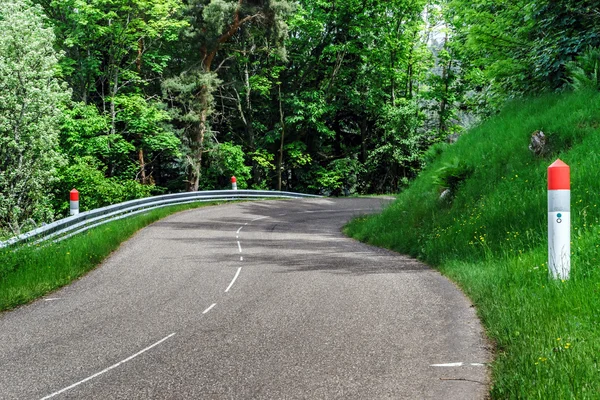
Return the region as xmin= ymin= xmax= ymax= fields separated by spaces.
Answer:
xmin=52 ymin=156 xmax=153 ymax=216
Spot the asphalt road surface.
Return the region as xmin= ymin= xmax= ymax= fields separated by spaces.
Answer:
xmin=0 ymin=198 xmax=490 ymax=399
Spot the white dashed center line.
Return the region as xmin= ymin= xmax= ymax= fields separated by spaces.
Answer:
xmin=202 ymin=304 xmax=217 ymax=314
xmin=225 ymin=267 xmax=242 ymax=293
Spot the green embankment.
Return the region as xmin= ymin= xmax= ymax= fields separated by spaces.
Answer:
xmin=0 ymin=202 xmax=220 ymax=312
xmin=346 ymin=91 xmax=600 ymax=399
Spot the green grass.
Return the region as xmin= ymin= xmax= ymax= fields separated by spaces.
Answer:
xmin=346 ymin=90 xmax=600 ymax=399
xmin=0 ymin=201 xmax=221 ymax=311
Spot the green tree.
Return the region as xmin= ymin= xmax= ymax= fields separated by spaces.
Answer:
xmin=164 ymin=0 xmax=292 ymax=191
xmin=275 ymin=0 xmax=431 ymax=194
xmin=447 ymin=0 xmax=600 ymax=98
xmin=0 ymin=0 xmax=69 ymax=234
xmin=36 ymin=0 xmax=186 ymax=182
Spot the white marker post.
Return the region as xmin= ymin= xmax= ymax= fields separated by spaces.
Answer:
xmin=231 ymin=176 xmax=237 ymax=190
xmin=548 ymin=159 xmax=570 ymax=280
xmin=69 ymin=189 xmax=79 ymax=216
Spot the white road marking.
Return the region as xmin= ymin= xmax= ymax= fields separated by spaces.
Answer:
xmin=40 ymin=333 xmax=176 ymax=400
xmin=431 ymin=363 xmax=464 ymax=367
xmin=430 ymin=362 xmax=485 ymax=367
xmin=225 ymin=267 xmax=242 ymax=293
xmin=202 ymin=304 xmax=217 ymax=314
xmin=237 ymin=241 xmax=242 ymax=253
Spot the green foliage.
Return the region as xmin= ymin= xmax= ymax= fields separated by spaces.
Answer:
xmin=0 ymin=0 xmax=69 ymax=234
xmin=361 ymin=102 xmax=425 ymax=193
xmin=284 ymin=142 xmax=312 ymax=168
xmin=52 ymin=157 xmax=153 ymax=215
xmin=114 ymin=93 xmax=181 ymax=165
xmin=37 ymin=0 xmax=187 ymax=101
xmin=431 ymin=157 xmax=473 ymax=193
xmin=201 ymin=142 xmax=251 ymax=190
xmin=422 ymin=141 xmax=448 ymax=166
xmin=312 ymin=157 xmax=364 ymax=196
xmin=346 ymin=91 xmax=600 ymax=398
xmin=448 ymin=0 xmax=600 ymax=99
xmin=60 ymin=103 xmax=110 ymax=158
xmin=249 ymin=149 xmax=275 ymax=189
xmin=565 ymin=46 xmax=600 ymax=91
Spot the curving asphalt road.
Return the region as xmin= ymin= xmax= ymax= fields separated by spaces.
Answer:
xmin=0 ymin=198 xmax=490 ymax=399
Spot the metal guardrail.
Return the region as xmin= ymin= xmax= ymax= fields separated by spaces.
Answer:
xmin=0 ymin=190 xmax=320 ymax=248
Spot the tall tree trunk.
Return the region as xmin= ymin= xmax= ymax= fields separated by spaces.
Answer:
xmin=405 ymin=31 xmax=418 ymax=99
xmin=244 ymin=59 xmax=253 ymax=147
xmin=138 ymin=148 xmax=147 ymax=184
xmin=136 ymin=38 xmax=148 ymax=184
xmin=190 ymin=87 xmax=209 ymax=192
xmin=110 ymin=68 xmax=118 ymax=136
xmin=277 ymin=84 xmax=285 ymax=191
xmin=360 ymin=118 xmax=368 ymax=163
xmin=438 ymin=30 xmax=451 ymax=137
xmin=391 ymin=49 xmax=396 ymax=106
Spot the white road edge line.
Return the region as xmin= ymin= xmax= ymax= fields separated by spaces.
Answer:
xmin=202 ymin=303 xmax=217 ymax=314
xmin=431 ymin=362 xmax=464 ymax=367
xmin=40 ymin=333 xmax=176 ymax=400
xmin=225 ymin=267 xmax=242 ymax=293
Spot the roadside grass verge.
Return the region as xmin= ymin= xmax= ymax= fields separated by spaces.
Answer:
xmin=346 ymin=90 xmax=600 ymax=398
xmin=0 ymin=201 xmax=221 ymax=312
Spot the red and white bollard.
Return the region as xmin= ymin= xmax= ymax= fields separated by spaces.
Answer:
xmin=548 ymin=159 xmax=570 ymax=280
xmin=70 ymin=189 xmax=79 ymax=216
xmin=231 ymin=176 xmax=237 ymax=190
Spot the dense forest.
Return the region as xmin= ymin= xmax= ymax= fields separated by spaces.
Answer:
xmin=2 ymin=0 xmax=600 ymax=234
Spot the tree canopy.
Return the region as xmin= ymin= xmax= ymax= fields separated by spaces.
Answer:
xmin=1 ymin=0 xmax=597 ymax=232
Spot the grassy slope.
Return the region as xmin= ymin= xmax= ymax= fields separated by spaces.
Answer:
xmin=0 ymin=202 xmax=220 ymax=311
xmin=346 ymin=91 xmax=600 ymax=399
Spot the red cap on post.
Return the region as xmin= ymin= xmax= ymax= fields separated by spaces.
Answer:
xmin=548 ymin=159 xmax=570 ymax=190
xmin=231 ymin=176 xmax=237 ymax=183
xmin=70 ymin=189 xmax=79 ymax=201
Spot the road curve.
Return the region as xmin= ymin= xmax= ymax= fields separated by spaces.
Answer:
xmin=0 ymin=198 xmax=490 ymax=399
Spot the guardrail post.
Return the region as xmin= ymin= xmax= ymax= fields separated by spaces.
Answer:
xmin=231 ymin=176 xmax=237 ymax=190
xmin=548 ymin=159 xmax=570 ymax=280
xmin=70 ymin=189 xmax=79 ymax=216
